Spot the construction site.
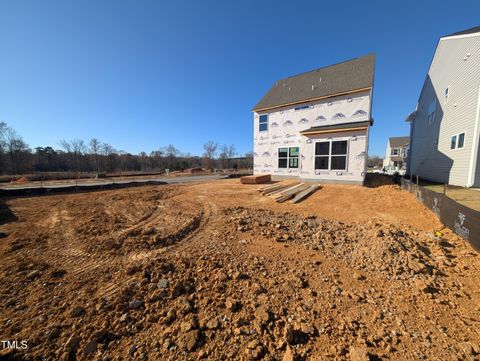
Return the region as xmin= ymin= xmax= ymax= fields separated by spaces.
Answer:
xmin=1 ymin=178 xmax=480 ymax=361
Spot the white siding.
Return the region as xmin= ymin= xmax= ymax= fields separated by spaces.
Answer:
xmin=253 ymin=90 xmax=371 ymax=183
xmin=409 ymin=34 xmax=480 ymax=187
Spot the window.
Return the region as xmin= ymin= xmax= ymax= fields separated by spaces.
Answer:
xmin=427 ymin=100 xmax=436 ymax=124
xmin=451 ymin=135 xmax=457 ymax=149
xmin=278 ymin=147 xmax=299 ymax=169
xmin=294 ymin=105 xmax=309 ymax=111
xmin=391 ymin=148 xmax=399 ymax=156
xmin=289 ymin=147 xmax=299 ymax=168
xmin=259 ymin=114 xmax=268 ymax=132
xmin=314 ymin=140 xmax=348 ymax=171
xmin=314 ymin=142 xmax=329 ymax=169
xmin=445 ymin=87 xmax=449 ymax=104
xmin=458 ymin=133 xmax=465 ymax=149
xmin=278 ymin=148 xmax=288 ymax=168
xmin=331 ymin=141 xmax=347 ymax=170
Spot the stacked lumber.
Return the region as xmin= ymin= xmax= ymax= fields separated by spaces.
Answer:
xmin=240 ymin=174 xmax=271 ymax=184
xmin=291 ymin=184 xmax=320 ymax=203
xmin=258 ymin=183 xmax=292 ymax=195
xmin=258 ymin=182 xmax=320 ymax=203
xmin=271 ymin=183 xmax=309 ymax=202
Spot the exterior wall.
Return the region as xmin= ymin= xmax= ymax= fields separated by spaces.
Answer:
xmin=383 ymin=140 xmax=392 ymax=168
xmin=253 ymin=90 xmax=371 ymax=183
xmin=409 ymin=33 xmax=480 ymax=187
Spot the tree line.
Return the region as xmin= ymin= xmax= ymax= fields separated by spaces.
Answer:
xmin=0 ymin=122 xmax=253 ymax=176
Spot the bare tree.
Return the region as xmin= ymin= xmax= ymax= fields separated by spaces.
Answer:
xmin=367 ymin=155 xmax=383 ymax=168
xmin=0 ymin=121 xmax=8 ymax=171
xmin=219 ymin=145 xmax=229 ymax=169
xmin=219 ymin=144 xmax=236 ymax=169
xmin=5 ymin=126 xmax=28 ymax=174
xmin=61 ymin=139 xmax=86 ymax=175
xmin=165 ymin=144 xmax=178 ymax=169
xmin=150 ymin=149 xmax=164 ymax=169
xmin=89 ymin=138 xmax=101 ymax=173
xmin=203 ymin=141 xmax=218 ymax=170
xmin=101 ymin=142 xmax=116 ymax=172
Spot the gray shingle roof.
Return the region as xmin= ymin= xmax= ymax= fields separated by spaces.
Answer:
xmin=389 ymin=136 xmax=409 ymax=148
xmin=445 ymin=25 xmax=480 ymax=38
xmin=253 ymin=54 xmax=375 ymax=111
xmin=300 ymin=120 xmax=372 ymax=134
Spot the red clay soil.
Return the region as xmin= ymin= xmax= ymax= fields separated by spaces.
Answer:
xmin=0 ymin=179 xmax=479 ymax=361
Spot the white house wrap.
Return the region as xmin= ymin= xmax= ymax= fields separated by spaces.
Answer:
xmin=252 ymin=54 xmax=375 ymax=184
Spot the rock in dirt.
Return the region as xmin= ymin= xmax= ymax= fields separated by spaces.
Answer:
xmin=158 ymin=279 xmax=169 ymax=289
xmin=128 ymin=300 xmax=144 ymax=309
xmin=172 ymin=281 xmax=187 ymax=297
xmin=206 ymin=317 xmax=220 ymax=330
xmin=349 ymin=346 xmax=370 ymax=361
xmin=71 ymin=306 xmax=85 ymax=317
xmin=225 ymin=298 xmax=241 ymax=312
xmin=178 ymin=329 xmax=200 ymax=352
xmin=84 ymin=340 xmax=98 ymax=356
xmin=254 ymin=306 xmax=271 ymax=324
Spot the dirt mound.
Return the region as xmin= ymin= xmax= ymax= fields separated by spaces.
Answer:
xmin=225 ymin=207 xmax=447 ymax=281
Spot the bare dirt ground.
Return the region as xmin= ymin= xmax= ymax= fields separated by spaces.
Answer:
xmin=422 ymin=184 xmax=480 ymax=212
xmin=1 ymin=179 xmax=480 ymax=361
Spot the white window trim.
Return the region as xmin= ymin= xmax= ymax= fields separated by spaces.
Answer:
xmin=445 ymin=86 xmax=450 ymax=105
xmin=259 ymin=114 xmax=268 ymax=132
xmin=391 ymin=148 xmax=399 ymax=156
xmin=278 ymin=147 xmax=300 ymax=169
xmin=314 ymin=140 xmax=349 ymax=172
xmin=452 ymin=132 xmax=466 ymax=150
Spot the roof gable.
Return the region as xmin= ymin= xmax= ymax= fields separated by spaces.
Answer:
xmin=389 ymin=136 xmax=409 ymax=148
xmin=253 ymin=54 xmax=375 ymax=111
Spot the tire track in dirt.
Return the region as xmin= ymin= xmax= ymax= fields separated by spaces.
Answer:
xmin=97 ymin=197 xmax=211 ymax=301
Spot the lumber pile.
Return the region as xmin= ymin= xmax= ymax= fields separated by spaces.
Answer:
xmin=291 ymin=184 xmax=320 ymax=203
xmin=240 ymin=174 xmax=271 ymax=184
xmin=258 ymin=182 xmax=320 ymax=203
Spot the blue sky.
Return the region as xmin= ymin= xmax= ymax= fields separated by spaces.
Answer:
xmin=1 ymin=1 xmax=479 ymax=157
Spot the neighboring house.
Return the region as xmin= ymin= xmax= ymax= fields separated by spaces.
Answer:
xmin=407 ymin=26 xmax=480 ymax=187
xmin=383 ymin=136 xmax=409 ymax=174
xmin=252 ymin=54 xmax=375 ymax=185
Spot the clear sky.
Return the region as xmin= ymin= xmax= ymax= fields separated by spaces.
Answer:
xmin=1 ymin=1 xmax=479 ymax=157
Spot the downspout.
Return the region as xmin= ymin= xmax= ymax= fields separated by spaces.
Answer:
xmin=467 ymin=85 xmax=480 ymax=187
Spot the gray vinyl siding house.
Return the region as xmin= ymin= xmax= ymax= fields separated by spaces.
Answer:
xmin=407 ymin=26 xmax=480 ymax=187
xmin=252 ymin=54 xmax=375 ymax=185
